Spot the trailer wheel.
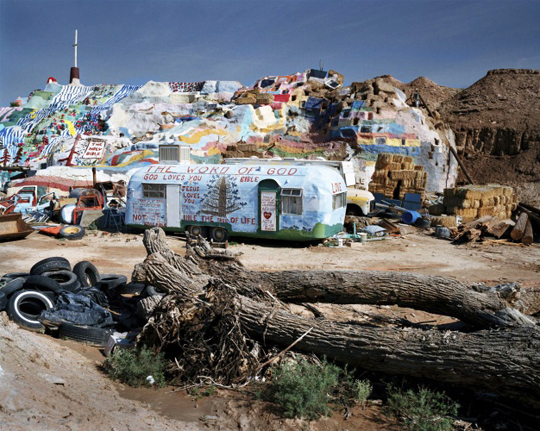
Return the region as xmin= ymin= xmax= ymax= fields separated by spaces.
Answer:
xmin=210 ymin=227 xmax=229 ymax=243
xmin=187 ymin=225 xmax=208 ymax=238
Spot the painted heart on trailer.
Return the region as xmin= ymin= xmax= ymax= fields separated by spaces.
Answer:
xmin=263 ymin=212 xmax=272 ymax=219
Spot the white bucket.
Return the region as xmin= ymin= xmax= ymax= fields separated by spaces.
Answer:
xmin=359 ymin=233 xmax=368 ymax=243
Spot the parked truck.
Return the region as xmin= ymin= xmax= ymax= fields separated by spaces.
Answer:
xmin=126 ymin=163 xmax=347 ymax=242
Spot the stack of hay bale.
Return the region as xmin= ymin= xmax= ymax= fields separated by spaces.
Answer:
xmin=234 ymin=89 xmax=274 ymax=105
xmin=369 ymin=153 xmax=428 ymax=199
xmin=442 ymin=185 xmax=518 ymax=223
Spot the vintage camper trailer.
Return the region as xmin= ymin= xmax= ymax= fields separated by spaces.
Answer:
xmin=126 ymin=163 xmax=347 ymax=241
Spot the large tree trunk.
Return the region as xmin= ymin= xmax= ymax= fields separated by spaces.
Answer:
xmin=239 ymin=296 xmax=540 ymax=410
xmin=134 ymin=228 xmax=540 ymax=410
xmin=266 ymin=270 xmax=536 ymax=329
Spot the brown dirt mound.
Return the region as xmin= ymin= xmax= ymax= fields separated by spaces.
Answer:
xmin=406 ymin=76 xmax=459 ymax=110
xmin=438 ymin=69 xmax=540 ymax=204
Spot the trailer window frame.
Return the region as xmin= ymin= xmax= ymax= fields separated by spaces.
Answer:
xmin=281 ymin=188 xmax=303 ymax=215
xmin=142 ymin=183 xmax=166 ymax=198
xmin=333 ymin=192 xmax=347 ymax=210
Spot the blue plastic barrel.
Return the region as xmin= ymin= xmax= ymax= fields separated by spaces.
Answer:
xmin=401 ymin=210 xmax=421 ymax=224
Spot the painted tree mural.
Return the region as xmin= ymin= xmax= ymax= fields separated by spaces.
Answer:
xmin=1 ymin=148 xmax=10 ymax=167
xmin=200 ymin=175 xmax=246 ymax=217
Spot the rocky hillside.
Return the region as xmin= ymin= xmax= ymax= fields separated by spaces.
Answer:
xmin=439 ymin=69 xmax=540 ymax=205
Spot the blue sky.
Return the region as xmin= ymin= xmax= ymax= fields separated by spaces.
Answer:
xmin=1 ymin=0 xmax=539 ymax=106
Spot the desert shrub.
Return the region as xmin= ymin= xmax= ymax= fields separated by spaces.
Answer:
xmin=264 ymin=358 xmax=340 ymax=420
xmin=104 ymin=346 xmax=167 ymax=388
xmin=385 ymin=385 xmax=459 ymax=431
xmin=354 ymin=379 xmax=373 ymax=404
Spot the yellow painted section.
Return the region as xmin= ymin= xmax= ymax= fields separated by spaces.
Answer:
xmin=96 ymin=149 xmax=154 ymax=168
xmin=207 ymin=146 xmax=222 ymax=156
xmin=65 ymin=120 xmax=76 ymax=136
xmin=177 ymin=128 xmax=227 ymax=144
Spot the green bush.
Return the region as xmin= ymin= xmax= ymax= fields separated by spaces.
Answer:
xmin=354 ymin=379 xmax=373 ymax=404
xmin=104 ymin=346 xmax=167 ymax=388
xmin=385 ymin=385 xmax=459 ymax=431
xmin=263 ymin=358 xmax=343 ymax=420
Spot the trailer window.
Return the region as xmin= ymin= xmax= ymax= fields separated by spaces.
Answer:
xmin=143 ymin=184 xmax=166 ymax=198
xmin=333 ymin=192 xmax=347 ymax=210
xmin=281 ymin=189 xmax=303 ymax=215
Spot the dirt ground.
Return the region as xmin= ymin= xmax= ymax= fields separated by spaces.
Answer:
xmin=1 ymin=229 xmax=539 ymax=430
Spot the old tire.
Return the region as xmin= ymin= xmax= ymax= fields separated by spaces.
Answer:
xmin=118 ymin=282 xmax=146 ymax=295
xmin=23 ymin=275 xmax=62 ymax=294
xmin=59 ymin=323 xmax=113 ymax=347
xmin=59 ymin=225 xmax=85 ymax=240
xmin=73 ymin=261 xmax=101 ymax=288
xmin=144 ymin=284 xmax=166 ymax=297
xmin=0 ymin=291 xmax=7 ymax=311
xmin=1 ymin=272 xmax=31 ymax=281
xmin=7 ymin=290 xmax=54 ymax=331
xmin=41 ymin=270 xmax=80 ymax=292
xmin=0 ymin=277 xmax=26 ymax=297
xmin=187 ymin=225 xmax=208 ymax=238
xmin=210 ymin=227 xmax=229 ymax=243
xmin=30 ymin=257 xmax=71 ymax=275
xmin=99 ymin=274 xmax=128 ymax=291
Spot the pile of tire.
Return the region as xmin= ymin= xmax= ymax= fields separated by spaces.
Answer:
xmin=0 ymin=257 xmax=162 ymax=346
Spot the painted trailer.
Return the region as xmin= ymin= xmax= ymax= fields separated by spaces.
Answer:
xmin=126 ymin=163 xmax=347 ymax=242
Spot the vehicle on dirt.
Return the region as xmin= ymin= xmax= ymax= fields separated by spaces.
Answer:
xmin=126 ymin=163 xmax=347 ymax=241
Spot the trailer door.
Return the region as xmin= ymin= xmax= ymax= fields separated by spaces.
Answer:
xmin=166 ymin=184 xmax=181 ymax=228
xmin=258 ymin=179 xmax=279 ymax=232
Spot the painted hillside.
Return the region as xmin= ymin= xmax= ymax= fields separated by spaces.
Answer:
xmin=0 ymin=69 xmax=458 ymax=193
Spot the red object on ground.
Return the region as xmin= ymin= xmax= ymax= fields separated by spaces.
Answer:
xmin=38 ymin=226 xmax=63 ymax=236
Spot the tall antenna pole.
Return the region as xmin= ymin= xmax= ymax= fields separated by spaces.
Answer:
xmin=69 ymin=30 xmax=81 ymax=85
xmin=74 ymin=30 xmax=78 ymax=68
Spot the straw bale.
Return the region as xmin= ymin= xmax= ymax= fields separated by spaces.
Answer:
xmin=414 ymin=165 xmax=424 ymax=171
xmin=401 ymin=163 xmax=412 ymax=170
xmin=454 ymin=208 xmax=478 ymax=218
xmin=431 ymin=215 xmax=457 ymax=228
xmin=477 ymin=207 xmax=496 ymax=217
xmin=428 ymin=204 xmax=445 ymax=216
xmin=480 ymin=197 xmax=495 ymax=207
xmin=386 ymin=162 xmax=402 ymax=171
xmin=402 ymin=156 xmax=414 ymax=164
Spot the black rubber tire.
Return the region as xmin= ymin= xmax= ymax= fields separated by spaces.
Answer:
xmin=58 ymin=226 xmax=85 ymax=240
xmin=7 ymin=290 xmax=55 ymax=331
xmin=41 ymin=270 xmax=80 ymax=292
xmin=0 ymin=291 xmax=7 ymax=312
xmin=73 ymin=261 xmax=101 ymax=288
xmin=0 ymin=277 xmax=26 ymax=297
xmin=144 ymin=284 xmax=166 ymax=297
xmin=118 ymin=282 xmax=146 ymax=295
xmin=30 ymin=257 xmax=71 ymax=276
xmin=210 ymin=227 xmax=230 ymax=243
xmin=98 ymin=274 xmax=128 ymax=291
xmin=59 ymin=323 xmax=113 ymax=347
xmin=68 ymin=188 xmax=90 ymax=199
xmin=1 ymin=272 xmax=31 ymax=281
xmin=187 ymin=225 xmax=208 ymax=238
xmin=23 ymin=275 xmax=62 ymax=294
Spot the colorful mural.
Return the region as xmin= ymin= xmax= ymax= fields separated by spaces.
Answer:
xmin=126 ymin=163 xmax=346 ymax=240
xmin=0 ymin=69 xmax=457 ymax=193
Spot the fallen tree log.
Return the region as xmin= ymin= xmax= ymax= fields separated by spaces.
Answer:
xmin=239 ymin=296 xmax=540 ymax=410
xmin=134 ymin=228 xmax=540 ymax=410
xmin=265 ymin=270 xmax=536 ymax=329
